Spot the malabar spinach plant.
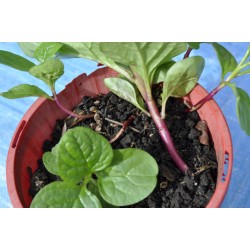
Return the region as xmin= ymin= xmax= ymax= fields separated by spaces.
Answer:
xmin=186 ymin=43 xmax=250 ymax=135
xmin=55 ymin=42 xmax=205 ymax=173
xmin=31 ymin=126 xmax=158 ymax=208
xmin=1 ymin=42 xmax=207 ymax=173
xmin=0 ymin=43 xmax=91 ymax=119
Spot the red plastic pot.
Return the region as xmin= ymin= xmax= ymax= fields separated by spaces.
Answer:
xmin=6 ymin=67 xmax=233 ymax=208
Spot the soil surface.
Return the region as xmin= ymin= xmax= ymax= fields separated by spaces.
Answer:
xmin=29 ymin=86 xmax=218 ymax=208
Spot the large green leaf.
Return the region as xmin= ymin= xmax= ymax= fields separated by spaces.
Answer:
xmin=34 ymin=42 xmax=63 ymax=62
xmin=211 ymin=42 xmax=237 ymax=80
xmin=62 ymin=42 xmax=133 ymax=80
xmin=57 ymin=127 xmax=113 ymax=184
xmin=104 ymin=77 xmax=149 ymax=115
xmin=0 ymin=84 xmax=52 ymax=99
xmin=100 ymin=42 xmax=187 ymax=85
xmin=97 ymin=148 xmax=158 ymax=206
xmin=0 ymin=50 xmax=35 ymax=71
xmin=161 ymin=56 xmax=205 ymax=117
xmin=30 ymin=182 xmax=82 ymax=208
xmin=228 ymin=84 xmax=250 ymax=135
xmin=29 ymin=59 xmax=64 ymax=88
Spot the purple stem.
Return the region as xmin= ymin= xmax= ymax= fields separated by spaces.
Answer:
xmin=190 ymin=84 xmax=224 ymax=111
xmin=146 ymin=98 xmax=188 ymax=173
xmin=52 ymin=92 xmax=94 ymax=119
xmin=183 ymin=47 xmax=193 ymax=59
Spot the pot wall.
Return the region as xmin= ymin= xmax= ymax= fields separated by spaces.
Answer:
xmin=6 ymin=68 xmax=233 ymax=208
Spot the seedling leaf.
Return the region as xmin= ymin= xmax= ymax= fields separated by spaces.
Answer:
xmin=104 ymin=77 xmax=148 ymax=114
xmin=161 ymin=56 xmax=205 ymax=117
xmin=78 ymin=187 xmax=102 ymax=208
xmin=152 ymin=61 xmax=175 ymax=83
xmin=211 ymin=42 xmax=237 ymax=80
xmin=34 ymin=42 xmax=63 ymax=62
xmin=0 ymin=84 xmax=52 ymax=99
xmin=97 ymin=148 xmax=158 ymax=206
xmin=0 ymin=50 xmax=35 ymax=71
xmin=43 ymin=151 xmax=58 ymax=175
xmin=18 ymin=42 xmax=41 ymax=57
xmin=30 ymin=182 xmax=82 ymax=208
xmin=228 ymin=84 xmax=250 ymax=135
xmin=57 ymin=127 xmax=113 ymax=184
xmin=29 ymin=59 xmax=64 ymax=88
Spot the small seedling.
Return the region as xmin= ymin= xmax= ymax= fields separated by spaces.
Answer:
xmin=58 ymin=42 xmax=250 ymax=171
xmin=31 ymin=127 xmax=158 ymax=208
xmin=57 ymin=42 xmax=206 ymax=173
xmin=0 ymin=43 xmax=92 ymax=119
xmin=187 ymin=43 xmax=250 ymax=135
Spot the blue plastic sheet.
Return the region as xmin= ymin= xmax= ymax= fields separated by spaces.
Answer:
xmin=0 ymin=42 xmax=249 ymax=208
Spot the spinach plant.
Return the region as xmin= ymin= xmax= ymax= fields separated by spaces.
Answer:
xmin=31 ymin=126 xmax=158 ymax=208
xmin=0 ymin=43 xmax=90 ymax=119
xmin=186 ymin=43 xmax=250 ymax=135
xmin=54 ymin=42 xmax=206 ymax=173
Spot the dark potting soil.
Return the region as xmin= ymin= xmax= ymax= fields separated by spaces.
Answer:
xmin=28 ymin=87 xmax=218 ymax=208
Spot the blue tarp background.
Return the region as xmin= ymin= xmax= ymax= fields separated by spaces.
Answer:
xmin=0 ymin=42 xmax=249 ymax=208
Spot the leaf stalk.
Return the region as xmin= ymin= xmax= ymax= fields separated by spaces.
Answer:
xmin=146 ymin=97 xmax=188 ymax=173
xmin=51 ymin=89 xmax=94 ymax=119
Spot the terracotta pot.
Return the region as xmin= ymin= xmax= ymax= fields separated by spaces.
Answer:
xmin=6 ymin=67 xmax=233 ymax=208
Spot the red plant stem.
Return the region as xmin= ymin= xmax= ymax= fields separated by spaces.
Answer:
xmin=146 ymin=98 xmax=188 ymax=173
xmin=183 ymin=47 xmax=193 ymax=59
xmin=52 ymin=91 xmax=94 ymax=119
xmin=189 ymin=83 xmax=225 ymax=112
xmin=109 ymin=115 xmax=135 ymax=143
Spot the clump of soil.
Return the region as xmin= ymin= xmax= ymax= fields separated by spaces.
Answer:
xmin=29 ymin=86 xmax=217 ymax=208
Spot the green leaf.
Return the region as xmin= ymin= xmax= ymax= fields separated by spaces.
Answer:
xmin=0 ymin=84 xmax=52 ymax=99
xmin=0 ymin=50 xmax=35 ymax=71
xmin=97 ymin=148 xmax=158 ymax=206
xmin=62 ymin=42 xmax=133 ymax=80
xmin=187 ymin=42 xmax=202 ymax=49
xmin=78 ymin=187 xmax=102 ymax=208
xmin=228 ymin=84 xmax=250 ymax=135
xmin=211 ymin=42 xmax=237 ymax=80
xmin=18 ymin=42 xmax=41 ymax=58
xmin=88 ymin=180 xmax=116 ymax=208
xmin=104 ymin=77 xmax=149 ymax=115
xmin=100 ymin=42 xmax=187 ymax=85
xmin=30 ymin=181 xmax=102 ymax=208
xmin=55 ymin=44 xmax=80 ymax=58
xmin=57 ymin=127 xmax=113 ymax=184
xmin=30 ymin=181 xmax=82 ymax=208
xmin=161 ymin=56 xmax=205 ymax=117
xmin=42 ymin=151 xmax=58 ymax=175
xmin=29 ymin=59 xmax=64 ymax=88
xmin=152 ymin=61 xmax=175 ymax=83
xmin=18 ymin=42 xmax=80 ymax=59
xmin=34 ymin=42 xmax=63 ymax=62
